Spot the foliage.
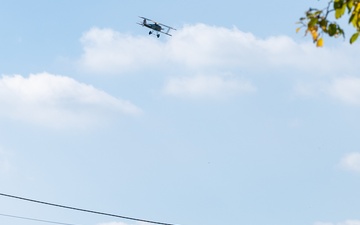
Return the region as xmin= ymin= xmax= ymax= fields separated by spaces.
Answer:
xmin=297 ymin=0 xmax=360 ymax=47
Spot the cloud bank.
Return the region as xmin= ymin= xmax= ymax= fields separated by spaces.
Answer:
xmin=79 ymin=28 xmax=165 ymax=74
xmin=295 ymin=77 xmax=360 ymax=106
xmin=0 ymin=72 xmax=141 ymax=128
xmin=79 ymin=24 xmax=356 ymax=74
xmin=78 ymin=24 xmax=360 ymax=102
xmin=163 ymin=74 xmax=256 ymax=99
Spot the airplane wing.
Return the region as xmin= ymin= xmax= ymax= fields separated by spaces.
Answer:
xmin=158 ymin=30 xmax=173 ymax=36
xmin=157 ymin=22 xmax=176 ymax=31
xmin=139 ymin=16 xmax=156 ymax=23
xmin=156 ymin=22 xmax=176 ymax=35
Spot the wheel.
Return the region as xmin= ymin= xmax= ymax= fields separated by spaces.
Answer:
xmin=157 ymin=34 xmax=160 ymax=38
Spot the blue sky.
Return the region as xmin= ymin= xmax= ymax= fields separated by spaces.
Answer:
xmin=1 ymin=1 xmax=360 ymax=225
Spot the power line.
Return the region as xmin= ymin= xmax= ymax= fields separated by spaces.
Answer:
xmin=0 ymin=212 xmax=81 ymax=225
xmin=0 ymin=193 xmax=177 ymax=225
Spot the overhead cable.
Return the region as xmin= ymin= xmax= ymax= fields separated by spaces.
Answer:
xmin=0 ymin=192 xmax=177 ymax=225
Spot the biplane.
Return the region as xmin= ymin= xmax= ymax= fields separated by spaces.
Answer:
xmin=137 ymin=16 xmax=176 ymax=38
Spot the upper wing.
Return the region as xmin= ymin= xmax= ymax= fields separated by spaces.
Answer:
xmin=139 ymin=16 xmax=156 ymax=23
xmin=139 ymin=16 xmax=176 ymax=29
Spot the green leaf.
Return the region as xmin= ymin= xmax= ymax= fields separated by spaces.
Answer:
xmin=347 ymin=0 xmax=354 ymax=13
xmin=334 ymin=0 xmax=343 ymax=9
xmin=320 ymin=19 xmax=328 ymax=30
xmin=328 ymin=23 xmax=337 ymax=36
xmin=314 ymin=10 xmax=322 ymax=16
xmin=308 ymin=18 xmax=318 ymax=28
xmin=351 ymin=13 xmax=358 ymax=27
xmin=338 ymin=27 xmax=345 ymax=38
xmin=349 ymin=13 xmax=355 ymax=24
xmin=335 ymin=2 xmax=346 ymax=19
xmin=350 ymin=32 xmax=359 ymax=44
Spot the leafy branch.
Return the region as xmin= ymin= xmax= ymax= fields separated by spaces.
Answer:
xmin=297 ymin=0 xmax=360 ymax=46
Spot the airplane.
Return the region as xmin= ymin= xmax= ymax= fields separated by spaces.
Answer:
xmin=137 ymin=16 xmax=176 ymax=38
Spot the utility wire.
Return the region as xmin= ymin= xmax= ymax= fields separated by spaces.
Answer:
xmin=0 ymin=193 xmax=177 ymax=225
xmin=0 ymin=212 xmax=81 ymax=225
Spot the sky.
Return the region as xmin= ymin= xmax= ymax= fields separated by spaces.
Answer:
xmin=1 ymin=1 xmax=360 ymax=225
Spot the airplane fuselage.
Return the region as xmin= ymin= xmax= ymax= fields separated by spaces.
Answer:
xmin=144 ymin=23 xmax=162 ymax=32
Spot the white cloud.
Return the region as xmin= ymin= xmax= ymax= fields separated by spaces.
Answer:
xmin=78 ymin=25 xmax=268 ymax=99
xmin=0 ymin=72 xmax=141 ymax=128
xmin=163 ymin=74 xmax=256 ymax=99
xmin=78 ymin=24 xmax=360 ymax=74
xmin=295 ymin=76 xmax=360 ymax=106
xmin=78 ymin=24 xmax=360 ymax=100
xmin=167 ymin=24 xmax=301 ymax=69
xmin=339 ymin=152 xmax=360 ymax=173
xmin=79 ymin=27 xmax=165 ymax=74
xmin=327 ymin=77 xmax=360 ymax=105
xmin=314 ymin=220 xmax=360 ymax=225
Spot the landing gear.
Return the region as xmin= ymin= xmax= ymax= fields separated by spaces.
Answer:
xmin=148 ymin=30 xmax=160 ymax=38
